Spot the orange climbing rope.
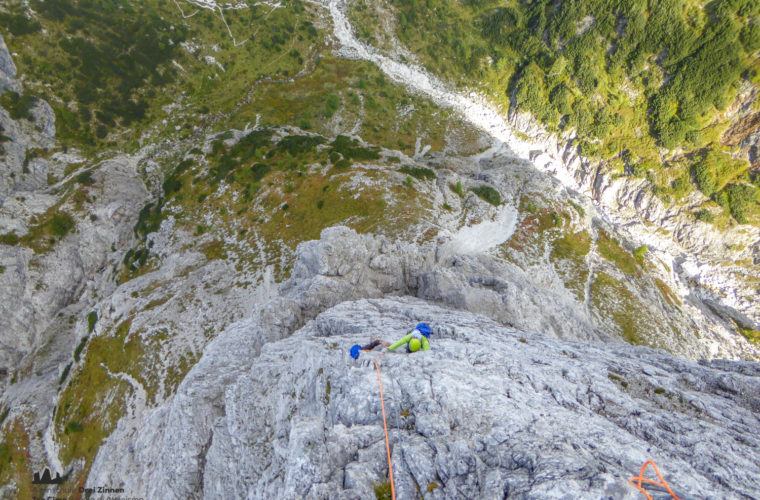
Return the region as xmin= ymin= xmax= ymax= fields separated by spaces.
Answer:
xmin=373 ymin=351 xmax=396 ymax=500
xmin=629 ymin=460 xmax=682 ymax=500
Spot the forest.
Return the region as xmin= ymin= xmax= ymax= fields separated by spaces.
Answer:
xmin=388 ymin=0 xmax=760 ymax=225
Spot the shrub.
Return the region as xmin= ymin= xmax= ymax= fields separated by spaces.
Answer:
xmin=50 ymin=212 xmax=75 ymax=237
xmin=59 ymin=363 xmax=72 ymax=385
xmin=74 ymin=335 xmax=89 ymax=362
xmin=87 ymin=311 xmax=98 ymax=333
xmin=76 ymin=170 xmax=95 ymax=185
xmin=0 ymin=92 xmax=38 ymax=121
xmin=725 ymin=183 xmax=755 ymax=224
xmin=633 ymin=245 xmax=648 ymax=262
xmin=694 ymin=209 xmax=714 ymax=223
xmin=399 ymin=166 xmax=436 ymax=180
xmin=472 ymin=186 xmax=501 ymax=206
xmin=449 ymin=181 xmax=464 ymax=197
xmin=65 ymin=421 xmax=83 ymax=433
xmin=692 ymin=162 xmax=715 ymax=196
xmin=276 ymin=135 xmax=325 ymax=155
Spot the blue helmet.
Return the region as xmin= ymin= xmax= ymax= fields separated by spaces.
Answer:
xmin=416 ymin=323 xmax=431 ymax=338
xmin=350 ymin=344 xmax=362 ymax=359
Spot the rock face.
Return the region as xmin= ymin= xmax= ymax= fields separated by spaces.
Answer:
xmin=87 ymin=227 xmax=760 ymax=499
xmin=0 ymin=34 xmax=20 ymax=93
xmin=0 ymin=156 xmax=150 ymax=377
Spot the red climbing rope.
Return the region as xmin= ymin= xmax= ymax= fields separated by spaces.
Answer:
xmin=629 ymin=460 xmax=682 ymax=500
xmin=373 ymin=351 xmax=396 ymax=500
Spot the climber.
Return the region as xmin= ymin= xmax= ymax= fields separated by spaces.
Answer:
xmin=349 ymin=323 xmax=432 ymax=359
xmin=387 ymin=322 xmax=431 ymax=353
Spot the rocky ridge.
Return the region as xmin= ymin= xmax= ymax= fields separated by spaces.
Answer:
xmin=86 ymin=226 xmax=760 ymax=499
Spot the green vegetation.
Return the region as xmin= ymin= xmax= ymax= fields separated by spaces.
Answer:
xmin=633 ymin=245 xmax=648 ymax=264
xmin=7 ymin=208 xmax=76 ymax=253
xmin=56 ymin=318 xmax=201 ymax=479
xmin=596 ymin=230 xmax=640 ymax=276
xmin=568 ymin=201 xmax=585 ymax=217
xmin=694 ymin=209 xmax=715 ymax=223
xmin=0 ymin=232 xmax=19 ymax=246
xmin=58 ymin=362 xmax=72 ymax=385
xmin=551 ymin=230 xmax=591 ymax=300
xmin=0 ymin=419 xmax=35 ymax=500
xmin=654 ymin=278 xmax=682 ymax=307
xmin=374 ymin=480 xmax=393 ymax=500
xmin=76 ymin=170 xmax=94 ymax=186
xmin=0 ymin=91 xmax=37 ymax=120
xmin=449 ymin=181 xmax=464 ymax=197
xmin=234 ymin=56 xmax=484 ymax=158
xmin=472 ymin=185 xmax=501 ymax=206
xmin=73 ymin=336 xmax=88 ymax=362
xmin=740 ymin=327 xmax=760 ymax=345
xmin=87 ymin=311 xmax=97 ymax=333
xmin=399 ymin=165 xmax=436 ymax=180
xmin=590 ymin=272 xmax=660 ymax=347
xmin=0 ymin=0 xmax=322 ymax=153
xmin=608 ymin=372 xmax=629 ymax=388
xmin=350 ymin=0 xmax=760 ymax=226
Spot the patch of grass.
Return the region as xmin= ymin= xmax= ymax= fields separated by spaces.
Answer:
xmin=551 ymin=230 xmax=591 ymax=300
xmin=234 ymin=56 xmax=483 ymax=157
xmin=590 ymin=272 xmax=661 ymax=347
xmin=740 ymin=327 xmax=760 ymax=345
xmin=55 ymin=320 xmax=136 ymax=469
xmin=596 ymin=230 xmax=640 ymax=276
xmin=608 ymin=373 xmax=629 ymax=388
xmin=201 ymin=240 xmax=228 ymax=261
xmin=50 ymin=212 xmax=74 ymax=236
xmin=569 ymin=200 xmax=585 ymax=217
xmin=551 ymin=230 xmax=591 ymax=260
xmin=472 ymin=185 xmax=501 ymax=206
xmin=64 ymin=421 xmax=83 ymax=433
xmin=427 ymin=482 xmax=439 ymax=492
xmin=633 ymin=245 xmax=648 ymax=264
xmin=0 ymin=233 xmax=20 ymax=246
xmin=374 ymin=480 xmax=393 ymax=500
xmin=0 ymin=419 xmax=35 ymax=500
